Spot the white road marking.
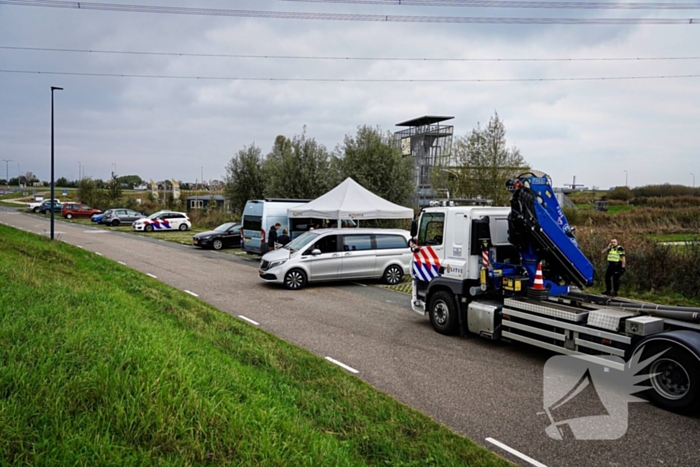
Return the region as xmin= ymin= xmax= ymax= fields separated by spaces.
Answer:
xmin=238 ymin=315 xmax=259 ymax=326
xmin=486 ymin=438 xmax=548 ymax=467
xmin=146 ymin=273 xmax=157 ymax=279
xmin=184 ymin=290 xmax=199 ymax=297
xmin=76 ymin=245 xmax=84 ymax=249
xmin=325 ymin=357 xmax=359 ymax=374
xmin=95 ymin=252 xmax=103 ymax=256
xmin=351 ymin=282 xmax=367 ymax=287
xmin=84 ymin=230 xmax=108 ymax=234
xmin=118 ymin=261 xmax=126 ymax=265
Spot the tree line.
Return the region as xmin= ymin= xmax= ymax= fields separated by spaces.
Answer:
xmin=223 ymin=125 xmax=414 ymax=214
xmin=223 ymin=113 xmax=530 ymax=213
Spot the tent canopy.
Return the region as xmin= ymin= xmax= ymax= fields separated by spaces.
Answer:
xmin=287 ymin=178 xmax=414 ymax=221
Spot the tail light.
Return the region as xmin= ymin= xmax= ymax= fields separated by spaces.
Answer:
xmin=260 ymin=229 xmax=266 ymax=243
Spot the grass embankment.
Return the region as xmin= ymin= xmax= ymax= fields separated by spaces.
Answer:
xmin=0 ymin=225 xmax=509 ymax=466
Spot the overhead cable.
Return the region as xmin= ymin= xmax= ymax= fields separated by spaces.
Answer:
xmin=0 ymin=0 xmax=697 ymax=24
xmin=2 ymin=46 xmax=699 ymax=62
xmin=281 ymin=0 xmax=700 ymax=10
xmin=2 ymin=69 xmax=699 ymax=82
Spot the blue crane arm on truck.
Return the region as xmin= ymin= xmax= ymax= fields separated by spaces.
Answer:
xmin=506 ymin=172 xmax=594 ymax=292
xmin=410 ymin=171 xmax=700 ymax=415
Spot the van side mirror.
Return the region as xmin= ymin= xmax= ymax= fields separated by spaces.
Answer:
xmin=311 ymin=249 xmax=322 ymax=256
xmin=410 ymin=219 xmax=418 ymax=237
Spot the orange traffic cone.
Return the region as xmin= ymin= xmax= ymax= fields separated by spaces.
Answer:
xmin=533 ymin=262 xmax=545 ymax=290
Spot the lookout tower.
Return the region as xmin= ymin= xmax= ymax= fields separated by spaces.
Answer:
xmin=394 ymin=115 xmax=454 ymax=207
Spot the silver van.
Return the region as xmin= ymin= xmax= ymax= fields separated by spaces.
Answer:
xmin=258 ymin=228 xmax=412 ymax=290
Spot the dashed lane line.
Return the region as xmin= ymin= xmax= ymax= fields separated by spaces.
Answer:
xmin=184 ymin=290 xmax=199 ymax=297
xmin=146 ymin=273 xmax=157 ymax=279
xmin=325 ymin=357 xmax=359 ymax=374
xmin=95 ymin=252 xmax=103 ymax=256
xmin=118 ymin=261 xmax=126 ymax=265
xmin=238 ymin=315 xmax=260 ymax=326
xmin=485 ymin=438 xmax=548 ymax=467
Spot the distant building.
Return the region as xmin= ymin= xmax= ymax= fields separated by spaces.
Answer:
xmin=187 ymin=194 xmax=226 ymax=211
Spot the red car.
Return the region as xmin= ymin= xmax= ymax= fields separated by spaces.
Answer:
xmin=61 ymin=203 xmax=101 ymax=219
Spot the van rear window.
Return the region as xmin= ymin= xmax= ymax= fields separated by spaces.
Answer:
xmin=243 ymin=216 xmax=262 ymax=232
xmin=375 ymin=234 xmax=408 ymax=250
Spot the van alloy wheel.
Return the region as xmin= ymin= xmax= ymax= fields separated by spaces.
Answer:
xmin=284 ymin=269 xmax=307 ymax=290
xmin=383 ymin=265 xmax=403 ymax=285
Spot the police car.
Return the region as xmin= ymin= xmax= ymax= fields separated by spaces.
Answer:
xmin=132 ymin=211 xmax=191 ymax=232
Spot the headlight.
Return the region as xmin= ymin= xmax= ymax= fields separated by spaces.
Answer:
xmin=268 ymin=259 xmax=287 ymax=268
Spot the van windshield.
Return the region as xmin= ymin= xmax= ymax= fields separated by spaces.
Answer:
xmin=286 ymin=231 xmax=319 ymax=252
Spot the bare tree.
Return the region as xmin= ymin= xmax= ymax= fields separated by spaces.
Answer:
xmin=434 ymin=112 xmax=529 ymax=206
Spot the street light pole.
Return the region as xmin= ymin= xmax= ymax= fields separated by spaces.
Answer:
xmin=17 ymin=163 xmax=20 ymax=188
xmin=50 ymin=86 xmax=63 ymax=241
xmin=1 ymin=159 xmax=12 ymax=186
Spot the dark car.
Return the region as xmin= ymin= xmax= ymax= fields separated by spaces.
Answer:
xmin=101 ymin=208 xmax=146 ymax=226
xmin=39 ymin=199 xmax=63 ymax=214
xmin=193 ymin=222 xmax=241 ymax=250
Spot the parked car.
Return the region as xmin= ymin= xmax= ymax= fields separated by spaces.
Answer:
xmin=61 ymin=203 xmax=101 ymax=219
xmin=193 ymin=222 xmax=241 ymax=250
xmin=28 ymin=198 xmax=59 ymax=213
xmin=39 ymin=199 xmax=63 ymax=214
xmin=101 ymin=208 xmax=146 ymax=226
xmin=258 ymin=228 xmax=412 ymax=290
xmin=132 ymin=211 xmax=191 ymax=232
xmin=91 ymin=210 xmax=110 ymax=223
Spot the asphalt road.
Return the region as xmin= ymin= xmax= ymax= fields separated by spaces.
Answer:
xmin=2 ymin=207 xmax=699 ymax=467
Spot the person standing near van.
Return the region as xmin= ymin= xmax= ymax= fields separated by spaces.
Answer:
xmin=268 ymin=222 xmax=281 ymax=250
xmin=277 ymin=228 xmax=291 ymax=246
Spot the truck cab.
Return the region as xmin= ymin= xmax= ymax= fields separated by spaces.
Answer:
xmin=412 ymin=206 xmax=511 ymax=313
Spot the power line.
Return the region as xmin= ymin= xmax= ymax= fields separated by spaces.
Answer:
xmin=2 ymin=45 xmax=699 ymax=62
xmin=2 ymin=69 xmax=699 ymax=82
xmin=281 ymin=0 xmax=700 ymax=10
xmin=0 ymin=0 xmax=697 ymax=24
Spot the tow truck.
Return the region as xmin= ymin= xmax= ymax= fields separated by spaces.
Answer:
xmin=410 ymin=171 xmax=700 ymax=413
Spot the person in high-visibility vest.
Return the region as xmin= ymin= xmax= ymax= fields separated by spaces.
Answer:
xmin=601 ymin=238 xmax=626 ymax=296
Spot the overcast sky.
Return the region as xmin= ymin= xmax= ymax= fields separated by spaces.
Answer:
xmin=1 ymin=0 xmax=698 ymax=190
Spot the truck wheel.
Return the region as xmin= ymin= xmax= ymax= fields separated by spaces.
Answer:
xmin=644 ymin=344 xmax=700 ymax=414
xmin=284 ymin=269 xmax=307 ymax=290
xmin=428 ymin=291 xmax=459 ymax=335
xmin=382 ymin=265 xmax=403 ymax=285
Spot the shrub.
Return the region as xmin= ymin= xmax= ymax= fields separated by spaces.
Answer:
xmin=607 ymin=186 xmax=632 ymax=202
xmin=187 ymin=209 xmax=239 ymax=230
xmin=574 ymin=229 xmax=700 ymax=299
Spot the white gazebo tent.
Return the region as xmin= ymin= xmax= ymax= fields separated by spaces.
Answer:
xmin=287 ymin=178 xmax=413 ymax=226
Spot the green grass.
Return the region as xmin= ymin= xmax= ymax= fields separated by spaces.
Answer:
xmin=0 ymin=224 xmax=509 ymax=467
xmin=641 ymin=233 xmax=700 ymax=243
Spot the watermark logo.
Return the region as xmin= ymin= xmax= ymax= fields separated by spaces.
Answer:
xmin=542 ymin=346 xmax=666 ymax=440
